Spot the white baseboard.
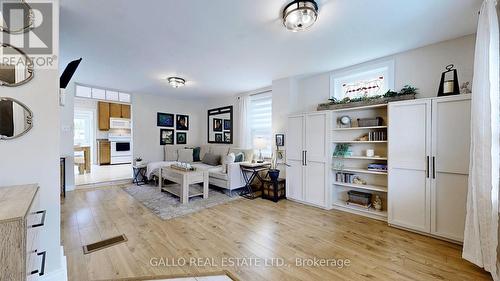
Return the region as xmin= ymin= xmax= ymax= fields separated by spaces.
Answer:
xmin=39 ymin=246 xmax=68 ymax=281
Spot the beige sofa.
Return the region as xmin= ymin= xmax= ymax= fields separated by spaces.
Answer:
xmin=146 ymin=145 xmax=254 ymax=191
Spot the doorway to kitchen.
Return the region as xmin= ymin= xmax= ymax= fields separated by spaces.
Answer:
xmin=73 ymin=88 xmax=133 ymax=187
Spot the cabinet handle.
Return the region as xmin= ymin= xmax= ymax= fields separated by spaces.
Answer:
xmin=302 ymin=151 xmax=305 ymax=166
xmin=432 ymin=157 xmax=436 ymax=179
xmin=30 ymin=210 xmax=46 ymax=228
xmin=426 ymin=156 xmax=430 ymax=178
xmin=30 ymin=250 xmax=47 ymax=276
xmin=304 ymin=151 xmax=307 ymax=166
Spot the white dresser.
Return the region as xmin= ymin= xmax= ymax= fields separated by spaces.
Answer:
xmin=0 ymin=184 xmax=46 ymax=281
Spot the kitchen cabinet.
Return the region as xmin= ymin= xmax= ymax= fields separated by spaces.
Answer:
xmin=121 ymin=104 xmax=131 ymax=118
xmin=98 ymin=102 xmax=131 ymax=131
xmin=98 ymin=140 xmax=111 ymax=165
xmin=109 ymin=103 xmax=122 ymax=118
xmin=98 ymin=101 xmax=110 ymax=130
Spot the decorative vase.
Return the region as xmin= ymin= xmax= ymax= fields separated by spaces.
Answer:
xmin=268 ymin=169 xmax=280 ymax=182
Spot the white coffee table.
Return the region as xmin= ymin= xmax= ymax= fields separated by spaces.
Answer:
xmin=158 ymin=166 xmax=209 ymax=204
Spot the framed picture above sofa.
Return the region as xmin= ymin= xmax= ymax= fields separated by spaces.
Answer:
xmin=176 ymin=114 xmax=189 ymax=130
xmin=160 ymin=129 xmax=174 ymax=145
xmin=157 ymin=113 xmax=174 ymax=127
xmin=176 ymin=132 xmax=187 ymax=144
xmin=208 ymin=105 xmax=233 ymax=144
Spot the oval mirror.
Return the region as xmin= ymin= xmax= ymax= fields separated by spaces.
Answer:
xmin=0 ymin=0 xmax=34 ymax=34
xmin=0 ymin=43 xmax=34 ymax=87
xmin=0 ymin=97 xmax=33 ymax=140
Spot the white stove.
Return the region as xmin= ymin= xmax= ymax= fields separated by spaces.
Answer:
xmin=108 ymin=133 xmax=132 ymax=164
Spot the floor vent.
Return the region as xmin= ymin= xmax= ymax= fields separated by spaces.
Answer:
xmin=83 ymin=234 xmax=127 ymax=254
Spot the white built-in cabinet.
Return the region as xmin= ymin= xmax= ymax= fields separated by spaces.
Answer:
xmin=286 ymin=112 xmax=331 ymax=209
xmin=388 ymin=95 xmax=470 ymax=242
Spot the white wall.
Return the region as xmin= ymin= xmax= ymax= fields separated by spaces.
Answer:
xmin=0 ymin=0 xmax=62 ymax=275
xmin=291 ymin=34 xmax=476 ymax=112
xmin=60 ymin=83 xmax=75 ymax=190
xmin=132 ymin=93 xmax=205 ymax=162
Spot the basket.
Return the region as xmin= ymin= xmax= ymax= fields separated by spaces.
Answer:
xmin=347 ymin=190 xmax=372 ymax=207
xmin=357 ymin=117 xmax=383 ymax=127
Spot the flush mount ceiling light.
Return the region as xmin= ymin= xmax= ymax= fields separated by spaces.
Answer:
xmin=282 ymin=0 xmax=319 ymax=32
xmin=167 ymin=77 xmax=186 ymax=88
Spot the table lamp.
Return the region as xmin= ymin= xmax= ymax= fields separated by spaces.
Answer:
xmin=253 ymin=137 xmax=267 ymax=163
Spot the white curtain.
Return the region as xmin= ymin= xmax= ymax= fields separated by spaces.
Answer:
xmin=237 ymin=94 xmax=250 ymax=148
xmin=463 ymin=1 xmax=500 ymax=280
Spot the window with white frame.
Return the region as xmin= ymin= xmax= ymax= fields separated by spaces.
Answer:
xmin=248 ymin=91 xmax=272 ymax=157
xmin=332 ymin=60 xmax=395 ymax=100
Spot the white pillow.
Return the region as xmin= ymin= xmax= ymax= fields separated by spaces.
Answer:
xmin=178 ymin=149 xmax=194 ymax=163
xmin=164 ymin=146 xmax=178 ymax=161
xmin=222 ymin=153 xmax=236 ymax=173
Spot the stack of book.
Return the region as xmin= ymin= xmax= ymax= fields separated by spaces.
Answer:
xmin=368 ymin=131 xmax=387 ymax=141
xmin=367 ymin=163 xmax=387 ymax=172
xmin=335 ymin=172 xmax=356 ymax=183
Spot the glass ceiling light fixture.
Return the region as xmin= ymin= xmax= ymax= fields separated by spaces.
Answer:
xmin=282 ymin=0 xmax=319 ymax=32
xmin=167 ymin=77 xmax=186 ymax=88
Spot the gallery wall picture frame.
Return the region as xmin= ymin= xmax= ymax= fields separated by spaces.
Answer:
xmin=223 ymin=119 xmax=231 ymax=131
xmin=207 ymin=105 xmax=233 ymax=144
xmin=275 ymin=134 xmax=285 ymax=147
xmin=160 ymin=129 xmax=174 ymax=145
xmin=215 ymin=133 xmax=223 ymax=142
xmin=157 ymin=113 xmax=174 ymax=127
xmin=213 ymin=118 xmax=223 ymax=132
xmin=224 ymin=132 xmax=231 ymax=143
xmin=176 ymin=114 xmax=189 ymax=130
xmin=176 ymin=132 xmax=187 ymax=144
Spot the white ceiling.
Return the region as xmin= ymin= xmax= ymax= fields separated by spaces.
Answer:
xmin=60 ymin=0 xmax=481 ymax=98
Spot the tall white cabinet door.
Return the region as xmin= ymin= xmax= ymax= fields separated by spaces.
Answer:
xmin=431 ymin=96 xmax=471 ymax=241
xmin=286 ymin=115 xmax=305 ymax=201
xmin=388 ymin=100 xmax=432 ymax=233
xmin=304 ymin=112 xmax=329 ymax=207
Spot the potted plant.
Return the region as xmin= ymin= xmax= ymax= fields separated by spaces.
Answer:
xmin=268 ymin=151 xmax=280 ymax=182
xmin=135 ymin=157 xmax=143 ymax=166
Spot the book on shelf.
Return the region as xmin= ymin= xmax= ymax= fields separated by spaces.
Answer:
xmin=367 ymin=163 xmax=387 ymax=171
xmin=368 ymin=131 xmax=387 ymax=141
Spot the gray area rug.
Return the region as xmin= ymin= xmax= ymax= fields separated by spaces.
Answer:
xmin=122 ymin=183 xmax=241 ymax=220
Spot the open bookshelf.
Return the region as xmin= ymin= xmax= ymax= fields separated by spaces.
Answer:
xmin=331 ymin=104 xmax=388 ymax=221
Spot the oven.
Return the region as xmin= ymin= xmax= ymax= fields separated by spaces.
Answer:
xmin=110 ymin=139 xmax=132 ymax=164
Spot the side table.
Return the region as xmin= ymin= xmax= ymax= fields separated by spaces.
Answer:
xmin=133 ymin=164 xmax=148 ymax=186
xmin=262 ymin=178 xmax=286 ymax=202
xmin=239 ymin=162 xmax=270 ymax=199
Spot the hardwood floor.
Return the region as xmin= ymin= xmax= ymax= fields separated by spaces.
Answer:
xmin=61 ymin=185 xmax=491 ymax=281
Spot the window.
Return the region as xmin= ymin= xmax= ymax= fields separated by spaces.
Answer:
xmin=332 ymin=60 xmax=394 ymax=100
xmin=74 ymin=110 xmax=94 ymax=147
xmin=248 ymin=91 xmax=272 ymax=157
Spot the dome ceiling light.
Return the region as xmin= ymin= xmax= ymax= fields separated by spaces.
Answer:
xmin=282 ymin=0 xmax=319 ymax=32
xmin=167 ymin=77 xmax=186 ymax=88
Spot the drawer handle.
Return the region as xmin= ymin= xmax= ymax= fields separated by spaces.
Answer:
xmin=30 ymin=250 xmax=46 ymax=276
xmin=31 ymin=210 xmax=46 ymax=228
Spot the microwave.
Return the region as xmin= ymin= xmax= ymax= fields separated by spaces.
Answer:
xmin=109 ymin=118 xmax=131 ymax=129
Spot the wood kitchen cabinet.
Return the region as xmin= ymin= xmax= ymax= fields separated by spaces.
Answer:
xmin=121 ymin=104 xmax=131 ymax=118
xmin=98 ymin=140 xmax=111 ymax=165
xmin=109 ymin=103 xmax=122 ymax=118
xmin=98 ymin=101 xmax=110 ymax=130
xmin=98 ymin=102 xmax=131 ymax=131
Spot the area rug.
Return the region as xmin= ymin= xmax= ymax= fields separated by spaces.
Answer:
xmin=122 ymin=183 xmax=240 ymax=220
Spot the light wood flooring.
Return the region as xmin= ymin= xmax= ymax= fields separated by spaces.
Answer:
xmin=61 ymin=185 xmax=492 ymax=281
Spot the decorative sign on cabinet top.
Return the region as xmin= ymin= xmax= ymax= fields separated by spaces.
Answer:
xmin=76 ymin=85 xmax=131 ymax=103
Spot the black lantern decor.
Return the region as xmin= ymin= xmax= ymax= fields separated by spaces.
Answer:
xmin=438 ymin=64 xmax=460 ymax=97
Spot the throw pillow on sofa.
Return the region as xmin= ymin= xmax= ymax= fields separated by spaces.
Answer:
xmin=178 ymin=148 xmax=194 ymax=163
xmin=234 ymin=152 xmax=244 ymax=162
xmin=222 ymin=153 xmax=236 ymax=173
xmin=185 ymin=146 xmax=201 ymax=162
xmin=201 ymin=153 xmax=220 ymax=166
xmin=164 ymin=146 xmax=178 ymax=161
